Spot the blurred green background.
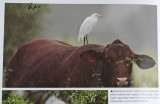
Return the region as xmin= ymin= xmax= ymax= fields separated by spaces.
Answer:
xmin=3 ymin=3 xmax=158 ymax=87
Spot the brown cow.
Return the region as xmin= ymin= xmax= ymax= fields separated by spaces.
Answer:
xmin=5 ymin=39 xmax=155 ymax=87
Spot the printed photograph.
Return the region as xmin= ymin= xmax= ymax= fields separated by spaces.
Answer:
xmin=2 ymin=90 xmax=108 ymax=104
xmin=3 ymin=3 xmax=158 ymax=87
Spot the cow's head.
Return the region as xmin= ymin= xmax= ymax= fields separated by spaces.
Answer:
xmin=80 ymin=39 xmax=155 ymax=87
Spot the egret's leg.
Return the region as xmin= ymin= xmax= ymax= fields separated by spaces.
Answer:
xmin=84 ymin=37 xmax=85 ymax=45
xmin=86 ymin=35 xmax=88 ymax=44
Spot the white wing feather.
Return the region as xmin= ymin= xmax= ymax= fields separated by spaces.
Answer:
xmin=78 ymin=17 xmax=98 ymax=42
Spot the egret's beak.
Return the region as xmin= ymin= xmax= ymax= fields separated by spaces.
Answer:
xmin=96 ymin=15 xmax=103 ymax=17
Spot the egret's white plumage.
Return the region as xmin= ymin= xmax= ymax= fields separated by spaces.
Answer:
xmin=78 ymin=13 xmax=103 ymax=44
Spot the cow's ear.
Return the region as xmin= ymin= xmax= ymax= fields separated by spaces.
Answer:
xmin=80 ymin=50 xmax=103 ymax=63
xmin=134 ymin=54 xmax=156 ymax=69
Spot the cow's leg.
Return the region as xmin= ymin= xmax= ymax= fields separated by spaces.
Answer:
xmin=86 ymin=35 xmax=88 ymax=44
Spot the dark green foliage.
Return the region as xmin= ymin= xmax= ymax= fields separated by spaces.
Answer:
xmin=3 ymin=90 xmax=108 ymax=104
xmin=2 ymin=93 xmax=35 ymax=104
xmin=54 ymin=90 xmax=108 ymax=104
xmin=2 ymin=91 xmax=10 ymax=101
xmin=4 ymin=3 xmax=50 ymax=66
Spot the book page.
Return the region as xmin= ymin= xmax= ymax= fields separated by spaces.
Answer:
xmin=0 ymin=0 xmax=159 ymax=104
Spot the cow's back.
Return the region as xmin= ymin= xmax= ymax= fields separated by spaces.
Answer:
xmin=6 ymin=39 xmax=77 ymax=87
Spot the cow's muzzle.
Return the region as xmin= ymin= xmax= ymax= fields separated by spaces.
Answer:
xmin=116 ymin=77 xmax=129 ymax=87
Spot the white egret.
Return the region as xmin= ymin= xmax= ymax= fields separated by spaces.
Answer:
xmin=78 ymin=13 xmax=103 ymax=45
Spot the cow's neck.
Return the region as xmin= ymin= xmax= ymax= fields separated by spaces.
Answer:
xmin=90 ymin=65 xmax=103 ymax=87
xmin=102 ymin=63 xmax=113 ymax=87
xmin=90 ymin=61 xmax=104 ymax=87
